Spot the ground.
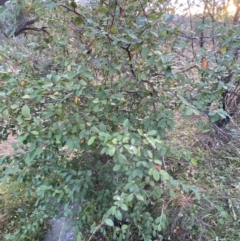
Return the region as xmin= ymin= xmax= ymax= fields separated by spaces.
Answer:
xmin=0 ymin=135 xmax=15 ymax=156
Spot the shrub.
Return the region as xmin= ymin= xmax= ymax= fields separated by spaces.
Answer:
xmin=1 ymin=0 xmax=239 ymax=240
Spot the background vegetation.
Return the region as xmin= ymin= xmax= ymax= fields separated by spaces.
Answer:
xmin=0 ymin=0 xmax=240 ymax=240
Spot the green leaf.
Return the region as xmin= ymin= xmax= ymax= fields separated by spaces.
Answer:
xmin=112 ymin=138 xmax=118 ymax=144
xmin=146 ymin=56 xmax=156 ymax=66
xmin=21 ymin=105 xmax=31 ymax=118
xmin=21 ymin=95 xmax=31 ymax=99
xmin=108 ymin=146 xmax=116 ymax=156
xmin=67 ymin=139 xmax=75 ymax=151
xmin=191 ymin=158 xmax=198 ymax=166
xmin=136 ymin=194 xmax=144 ymax=201
xmin=146 ymin=136 xmax=156 ymax=148
xmin=147 ymin=130 xmax=157 ymax=136
xmin=74 ymin=17 xmax=83 ymax=25
xmin=136 ymin=16 xmax=147 ymax=25
xmin=153 ymin=159 xmax=162 ymax=165
xmin=120 ymin=203 xmax=128 ymax=211
xmin=141 ymin=47 xmax=148 ymax=57
xmin=160 ymin=170 xmax=170 ymax=180
xmin=10 ymin=104 xmax=19 ymax=109
xmin=123 ymin=119 xmax=129 ymax=129
xmin=126 ymin=29 xmax=138 ymax=39
xmin=121 ymin=224 xmax=128 ymax=230
xmin=113 ymin=165 xmax=121 ymax=171
xmin=0 ymin=6 xmax=7 ymax=14
xmin=181 ymin=183 xmax=189 ymax=193
xmin=190 ymin=187 xmax=200 ymax=200
xmin=115 ymin=210 xmax=122 ymax=221
xmin=185 ymin=107 xmax=193 ymax=116
xmin=147 ymin=150 xmax=153 ymax=158
xmin=91 ymin=126 xmax=99 ymax=132
xmin=17 ymin=208 xmax=24 ymax=213
xmin=137 ymin=129 xmax=143 ymax=135
xmin=18 ymin=133 xmax=29 ymax=144
xmin=153 ymin=169 xmax=160 ymax=181
xmin=31 ymin=131 xmax=39 ymax=136
xmin=2 ymin=109 xmax=8 ymax=117
xmin=82 ymin=71 xmax=93 ymax=79
xmin=104 ymin=219 xmax=114 ymax=227
xmin=165 ymin=66 xmax=172 ymax=78
xmin=99 ymin=123 xmax=107 ymax=132
xmin=87 ymin=136 xmax=96 ymax=145
xmin=47 ymin=2 xmax=55 ymax=10
xmin=111 ymin=25 xmax=118 ymax=34
xmin=220 ymin=46 xmax=227 ymax=54
xmin=126 ymin=193 xmax=134 ymax=202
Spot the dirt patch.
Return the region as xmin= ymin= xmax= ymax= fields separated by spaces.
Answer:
xmin=0 ymin=135 xmax=16 ymax=156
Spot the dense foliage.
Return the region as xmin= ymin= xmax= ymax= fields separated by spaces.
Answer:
xmin=0 ymin=0 xmax=240 ymax=240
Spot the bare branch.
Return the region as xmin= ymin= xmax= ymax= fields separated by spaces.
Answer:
xmin=12 ymin=17 xmax=39 ymax=36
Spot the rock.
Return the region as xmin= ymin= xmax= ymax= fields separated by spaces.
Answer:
xmin=43 ymin=217 xmax=77 ymax=241
xmin=43 ymin=202 xmax=81 ymax=241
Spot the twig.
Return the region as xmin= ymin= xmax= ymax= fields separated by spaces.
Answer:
xmin=121 ymin=45 xmax=137 ymax=78
xmin=15 ymin=27 xmax=49 ymax=36
xmin=87 ymin=221 xmax=104 ymax=241
xmin=53 ymin=0 xmax=85 ymax=22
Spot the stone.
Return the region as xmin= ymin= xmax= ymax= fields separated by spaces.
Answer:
xmin=43 ymin=202 xmax=81 ymax=241
xmin=43 ymin=217 xmax=77 ymax=241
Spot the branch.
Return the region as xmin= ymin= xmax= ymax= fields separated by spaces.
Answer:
xmin=121 ymin=45 xmax=137 ymax=78
xmin=15 ymin=26 xmax=49 ymax=36
xmin=108 ymin=0 xmax=118 ymax=35
xmin=13 ymin=17 xmax=39 ymax=36
xmin=53 ymin=0 xmax=85 ymax=22
xmin=87 ymin=221 xmax=104 ymax=241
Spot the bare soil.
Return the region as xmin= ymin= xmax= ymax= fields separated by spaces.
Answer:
xmin=0 ymin=135 xmax=16 ymax=156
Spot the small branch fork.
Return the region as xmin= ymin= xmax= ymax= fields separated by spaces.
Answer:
xmin=6 ymin=17 xmax=49 ymax=37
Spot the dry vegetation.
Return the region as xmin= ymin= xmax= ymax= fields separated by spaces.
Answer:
xmin=161 ymin=113 xmax=240 ymax=240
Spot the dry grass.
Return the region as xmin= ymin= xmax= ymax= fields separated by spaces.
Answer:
xmin=160 ymin=113 xmax=240 ymax=240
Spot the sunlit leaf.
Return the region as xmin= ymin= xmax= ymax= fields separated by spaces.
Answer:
xmin=104 ymin=219 xmax=114 ymax=227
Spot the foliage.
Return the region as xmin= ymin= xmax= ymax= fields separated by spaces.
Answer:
xmin=0 ymin=0 xmax=240 ymax=240
xmin=0 ymin=181 xmax=37 ymax=241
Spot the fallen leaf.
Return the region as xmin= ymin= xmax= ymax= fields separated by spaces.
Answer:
xmin=201 ymin=59 xmax=207 ymax=68
xmin=74 ymin=96 xmax=79 ymax=104
xmin=20 ymin=80 xmax=26 ymax=86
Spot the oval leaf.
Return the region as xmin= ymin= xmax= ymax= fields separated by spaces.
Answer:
xmin=160 ymin=170 xmax=170 ymax=180
xmin=22 ymin=105 xmax=31 ymax=118
xmin=87 ymin=136 xmax=96 ymax=145
xmin=31 ymin=131 xmax=39 ymax=136
xmin=113 ymin=165 xmax=121 ymax=171
xmin=108 ymin=146 xmax=116 ymax=156
xmin=153 ymin=169 xmax=160 ymax=181
xmin=115 ymin=210 xmax=122 ymax=221
xmin=104 ymin=219 xmax=114 ymax=227
xmin=147 ymin=130 xmax=157 ymax=136
xmin=120 ymin=203 xmax=128 ymax=211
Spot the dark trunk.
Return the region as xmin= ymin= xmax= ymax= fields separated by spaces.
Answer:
xmin=213 ymin=90 xmax=231 ymax=128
